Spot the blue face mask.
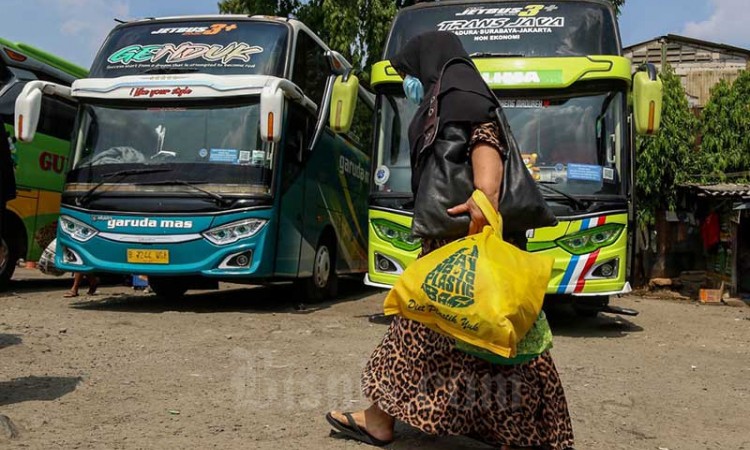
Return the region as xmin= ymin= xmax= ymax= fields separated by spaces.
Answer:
xmin=403 ymin=75 xmax=424 ymax=105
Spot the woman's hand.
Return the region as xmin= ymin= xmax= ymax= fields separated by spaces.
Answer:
xmin=447 ymin=136 xmax=504 ymax=236
xmin=447 ymin=197 xmax=490 ymax=236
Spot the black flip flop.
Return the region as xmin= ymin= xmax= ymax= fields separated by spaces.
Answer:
xmin=325 ymin=412 xmax=393 ymax=447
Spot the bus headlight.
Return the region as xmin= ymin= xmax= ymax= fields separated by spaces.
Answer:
xmin=371 ymin=219 xmax=421 ymax=252
xmin=203 ymin=219 xmax=267 ymax=245
xmin=556 ymin=224 xmax=624 ymax=255
xmin=59 ymin=216 xmax=98 ymax=242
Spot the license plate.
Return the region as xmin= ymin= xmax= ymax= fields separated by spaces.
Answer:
xmin=127 ymin=249 xmax=169 ymax=264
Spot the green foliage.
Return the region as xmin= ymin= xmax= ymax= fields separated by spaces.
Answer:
xmin=635 ymin=64 xmax=698 ymax=226
xmin=217 ymin=0 xmax=300 ymax=16
xmin=217 ymin=0 xmax=396 ymax=80
xmin=321 ymin=0 xmax=397 ymax=78
xmin=693 ymin=70 xmax=750 ymax=182
xmin=608 ymin=0 xmax=625 ymax=15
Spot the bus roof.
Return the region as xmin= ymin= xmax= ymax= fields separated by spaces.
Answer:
xmin=398 ymin=0 xmax=616 ymax=14
xmin=0 ymin=37 xmax=88 ymax=79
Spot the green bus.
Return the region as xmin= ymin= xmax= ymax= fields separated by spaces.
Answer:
xmin=0 ymin=38 xmax=87 ymax=288
xmin=14 ymin=16 xmax=374 ymax=300
xmin=366 ymin=0 xmax=663 ymax=315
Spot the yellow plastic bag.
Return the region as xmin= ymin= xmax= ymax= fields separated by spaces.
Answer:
xmin=384 ymin=190 xmax=554 ymax=358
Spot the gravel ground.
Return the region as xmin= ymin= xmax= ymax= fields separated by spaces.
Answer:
xmin=1 ymin=268 xmax=749 ymax=450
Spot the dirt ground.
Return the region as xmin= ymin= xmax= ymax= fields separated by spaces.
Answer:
xmin=1 ymin=268 xmax=749 ymax=450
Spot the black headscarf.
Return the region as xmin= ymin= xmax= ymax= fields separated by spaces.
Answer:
xmin=390 ymin=31 xmax=499 ymax=163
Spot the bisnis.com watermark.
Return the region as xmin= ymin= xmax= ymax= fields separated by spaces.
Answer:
xmin=230 ymin=347 xmax=528 ymax=414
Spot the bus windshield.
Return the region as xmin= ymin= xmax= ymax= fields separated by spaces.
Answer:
xmin=373 ymin=89 xmax=626 ymax=198
xmin=90 ymin=20 xmax=288 ymax=78
xmin=385 ymin=2 xmax=619 ymax=58
xmin=68 ymin=100 xmax=273 ymax=194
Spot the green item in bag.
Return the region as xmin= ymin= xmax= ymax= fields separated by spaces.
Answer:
xmin=455 ymin=311 xmax=553 ymax=365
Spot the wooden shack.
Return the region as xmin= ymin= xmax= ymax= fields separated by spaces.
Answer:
xmin=624 ymin=34 xmax=750 ymax=109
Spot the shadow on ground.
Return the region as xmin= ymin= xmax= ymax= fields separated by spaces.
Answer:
xmin=329 ymin=421 xmax=496 ymax=449
xmin=0 ymin=376 xmax=81 ymax=407
xmin=0 ymin=334 xmax=22 ymax=350
xmin=70 ymin=279 xmax=378 ymax=315
xmin=2 ymin=277 xmax=73 ymax=296
xmin=546 ymin=307 xmax=643 ymax=338
xmin=2 ymin=272 xmax=131 ymax=297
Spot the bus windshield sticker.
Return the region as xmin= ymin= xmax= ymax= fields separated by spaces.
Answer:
xmin=91 ymin=21 xmax=288 ymax=77
xmin=209 ymin=148 xmax=239 ymax=164
xmin=482 ymin=70 xmax=563 ymax=86
xmin=250 ymin=150 xmax=267 ymax=166
xmin=199 ymin=148 xmax=209 ymax=158
xmin=498 ymin=99 xmax=549 ymax=108
xmin=386 ymin=2 xmax=619 ymax=58
xmin=603 ymin=167 xmax=615 ymax=182
xmin=374 ymin=165 xmax=390 ymax=186
xmin=150 ymin=23 xmax=239 ymax=36
xmin=438 ymin=4 xmax=565 ymax=42
xmin=107 ymin=42 xmax=264 ymax=67
xmin=567 ymin=164 xmax=603 ymax=183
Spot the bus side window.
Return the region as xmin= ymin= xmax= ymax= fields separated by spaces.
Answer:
xmin=348 ymin=91 xmax=374 ymax=155
xmin=280 ymin=104 xmax=310 ymax=194
xmin=37 ymin=96 xmax=76 ymax=141
xmin=291 ymin=31 xmax=328 ymax=107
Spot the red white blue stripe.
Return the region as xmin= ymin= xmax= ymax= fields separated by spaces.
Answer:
xmin=557 ymin=216 xmax=606 ymax=294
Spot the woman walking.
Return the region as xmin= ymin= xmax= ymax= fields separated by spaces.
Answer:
xmin=327 ymin=32 xmax=574 ymax=449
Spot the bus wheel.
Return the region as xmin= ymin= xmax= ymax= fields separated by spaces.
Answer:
xmin=149 ymin=277 xmax=188 ymax=300
xmin=0 ymin=238 xmax=18 ymax=291
xmin=304 ymin=239 xmax=338 ymax=302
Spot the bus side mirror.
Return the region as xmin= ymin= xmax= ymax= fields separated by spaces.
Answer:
xmin=329 ymin=73 xmax=360 ymax=134
xmin=15 ymin=82 xmax=43 ymax=142
xmin=260 ymin=86 xmax=284 ymax=143
xmin=632 ymin=64 xmax=663 ymax=136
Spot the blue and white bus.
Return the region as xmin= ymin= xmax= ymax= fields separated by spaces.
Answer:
xmin=14 ymin=16 xmax=374 ymax=300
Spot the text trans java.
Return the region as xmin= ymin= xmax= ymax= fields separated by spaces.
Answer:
xmin=15 ymin=16 xmax=374 ymax=300
xmin=367 ymin=0 xmax=663 ymax=315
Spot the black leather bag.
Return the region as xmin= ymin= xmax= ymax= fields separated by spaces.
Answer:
xmin=412 ymin=123 xmax=474 ymax=239
xmin=411 ymin=61 xmax=557 ymax=239
xmin=494 ymin=106 xmax=558 ymax=233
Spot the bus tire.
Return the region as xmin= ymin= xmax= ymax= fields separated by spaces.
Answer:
xmin=304 ymin=236 xmax=338 ymax=302
xmin=149 ymin=277 xmax=188 ymax=300
xmin=0 ymin=237 xmax=17 ymax=291
xmin=0 ymin=215 xmax=24 ymax=291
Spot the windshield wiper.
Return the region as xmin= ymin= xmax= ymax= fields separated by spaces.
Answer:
xmin=77 ymin=168 xmax=174 ymax=206
xmin=136 ymin=180 xmax=233 ymax=207
xmin=537 ymin=181 xmax=589 ymax=211
xmin=469 ymin=52 xmax=525 ymax=58
xmin=143 ymin=68 xmax=200 ymax=74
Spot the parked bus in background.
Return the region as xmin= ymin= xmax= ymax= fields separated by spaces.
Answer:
xmin=366 ymin=0 xmax=663 ymax=316
xmin=0 ymin=39 xmax=87 ymax=288
xmin=14 ymin=16 xmax=373 ymax=300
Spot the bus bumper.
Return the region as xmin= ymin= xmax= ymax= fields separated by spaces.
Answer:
xmin=54 ymin=210 xmax=275 ymax=278
xmin=367 ymin=210 xmax=632 ymax=298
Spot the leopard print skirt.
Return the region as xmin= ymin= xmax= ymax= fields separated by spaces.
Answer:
xmin=362 ymin=240 xmax=575 ymax=449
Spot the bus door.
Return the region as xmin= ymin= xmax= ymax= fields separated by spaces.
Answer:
xmin=274 ymin=103 xmax=312 ymax=277
xmin=289 ymin=30 xmax=334 ymax=277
